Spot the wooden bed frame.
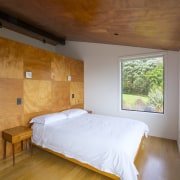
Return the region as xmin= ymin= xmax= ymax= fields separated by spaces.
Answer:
xmin=32 ymin=136 xmax=145 ymax=180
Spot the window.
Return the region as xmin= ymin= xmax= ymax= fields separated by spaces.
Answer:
xmin=120 ymin=54 xmax=164 ymax=113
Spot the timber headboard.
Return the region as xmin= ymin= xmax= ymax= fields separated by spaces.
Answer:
xmin=0 ymin=37 xmax=84 ymax=159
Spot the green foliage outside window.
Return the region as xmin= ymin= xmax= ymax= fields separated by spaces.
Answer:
xmin=121 ymin=56 xmax=164 ymax=113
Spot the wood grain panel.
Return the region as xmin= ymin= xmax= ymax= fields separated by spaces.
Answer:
xmin=23 ymin=46 xmax=52 ymax=80
xmin=24 ymin=111 xmax=56 ymax=125
xmin=1 ymin=0 xmax=180 ymax=50
xmin=0 ymin=115 xmax=24 ymax=132
xmin=52 ymin=81 xmax=70 ymax=112
xmin=0 ymin=37 xmax=84 ymax=160
xmin=0 ymin=79 xmax=23 ymax=116
xmin=24 ymin=80 xmax=52 ymax=114
xmin=71 ymin=104 xmax=84 ymax=109
xmin=0 ymin=38 xmax=23 ymax=79
xmin=51 ymin=54 xmax=70 ymax=81
xmin=68 ymin=57 xmax=84 ymax=82
xmin=70 ymin=82 xmax=84 ymax=106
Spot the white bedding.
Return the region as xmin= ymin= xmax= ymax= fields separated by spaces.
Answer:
xmin=31 ymin=113 xmax=149 ymax=180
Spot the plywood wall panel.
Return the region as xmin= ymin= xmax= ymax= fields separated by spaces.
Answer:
xmin=68 ymin=57 xmax=84 ymax=82
xmin=24 ymin=111 xmax=53 ymax=124
xmin=23 ymin=46 xmax=52 ymax=80
xmin=0 ymin=37 xmax=84 ymax=159
xmin=51 ymin=54 xmax=70 ymax=81
xmin=70 ymin=82 xmax=84 ymax=106
xmin=52 ymin=81 xmax=70 ymax=111
xmin=0 ymin=79 xmax=23 ymax=116
xmin=24 ymin=80 xmax=52 ymax=114
xmin=71 ymin=104 xmax=84 ymax=109
xmin=0 ymin=115 xmax=24 ymax=131
xmin=0 ymin=38 xmax=23 ymax=79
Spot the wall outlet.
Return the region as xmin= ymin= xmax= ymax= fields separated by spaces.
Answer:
xmin=17 ymin=98 xmax=22 ymax=105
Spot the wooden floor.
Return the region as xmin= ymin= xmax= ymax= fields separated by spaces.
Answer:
xmin=0 ymin=136 xmax=180 ymax=180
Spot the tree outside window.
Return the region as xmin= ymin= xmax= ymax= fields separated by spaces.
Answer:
xmin=121 ymin=55 xmax=164 ymax=113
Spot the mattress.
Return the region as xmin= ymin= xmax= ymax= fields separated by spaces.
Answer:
xmin=31 ymin=113 xmax=149 ymax=180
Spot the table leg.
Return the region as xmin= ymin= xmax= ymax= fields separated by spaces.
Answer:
xmin=21 ymin=141 xmax=23 ymax=151
xmin=30 ymin=138 xmax=33 ymax=156
xmin=12 ymin=144 xmax=15 ymax=166
xmin=3 ymin=140 xmax=6 ymax=159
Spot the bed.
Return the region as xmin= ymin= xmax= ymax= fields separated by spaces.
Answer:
xmin=30 ymin=109 xmax=149 ymax=180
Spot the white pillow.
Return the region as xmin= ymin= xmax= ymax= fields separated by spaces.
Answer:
xmin=30 ymin=112 xmax=67 ymax=125
xmin=62 ymin=108 xmax=88 ymax=118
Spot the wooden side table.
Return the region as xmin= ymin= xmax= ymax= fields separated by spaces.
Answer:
xmin=2 ymin=126 xmax=33 ymax=166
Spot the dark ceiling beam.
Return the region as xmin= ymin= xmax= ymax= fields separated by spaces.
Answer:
xmin=0 ymin=11 xmax=65 ymax=45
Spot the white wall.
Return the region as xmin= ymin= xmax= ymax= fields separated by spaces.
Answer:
xmin=0 ymin=27 xmax=56 ymax=53
xmin=56 ymin=41 xmax=179 ymax=140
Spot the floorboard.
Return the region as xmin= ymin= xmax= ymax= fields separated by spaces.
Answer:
xmin=0 ymin=136 xmax=180 ymax=180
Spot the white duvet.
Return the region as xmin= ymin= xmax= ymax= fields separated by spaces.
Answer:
xmin=32 ymin=113 xmax=149 ymax=180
